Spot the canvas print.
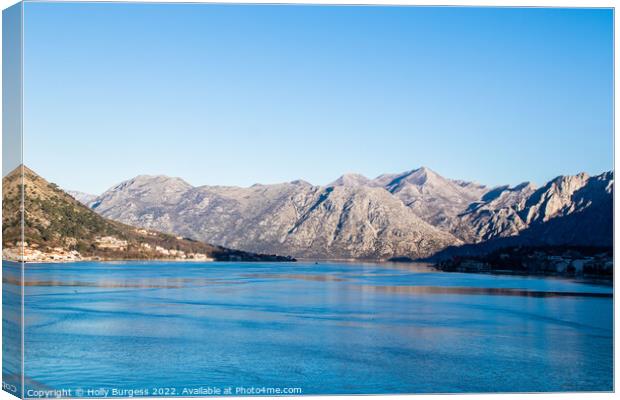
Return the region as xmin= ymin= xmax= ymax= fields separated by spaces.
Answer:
xmin=2 ymin=2 xmax=614 ymax=397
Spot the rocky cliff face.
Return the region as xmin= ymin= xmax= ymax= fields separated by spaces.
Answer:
xmin=431 ymin=171 xmax=613 ymax=260
xmin=452 ymin=172 xmax=613 ymax=245
xmin=79 ymin=167 xmax=613 ymax=260
xmin=451 ymin=182 xmax=537 ymax=242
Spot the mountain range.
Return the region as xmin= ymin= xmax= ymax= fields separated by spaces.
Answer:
xmin=68 ymin=167 xmax=614 ymax=260
xmin=2 ymin=166 xmax=294 ymax=262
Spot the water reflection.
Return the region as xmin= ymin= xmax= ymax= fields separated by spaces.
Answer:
xmin=242 ymin=273 xmax=348 ymax=282
xmin=360 ymin=285 xmax=614 ymax=298
xmin=5 ymin=276 xmax=247 ymax=289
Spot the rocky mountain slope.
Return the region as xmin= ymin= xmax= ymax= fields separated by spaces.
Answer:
xmin=451 ymin=182 xmax=538 ymax=242
xmin=2 ymin=166 xmax=294 ymax=262
xmin=370 ymin=167 xmax=488 ymax=228
xmin=77 ymin=167 xmax=613 ymax=260
xmin=88 ymin=174 xmax=460 ymax=260
xmin=451 ymin=171 xmax=613 ymax=246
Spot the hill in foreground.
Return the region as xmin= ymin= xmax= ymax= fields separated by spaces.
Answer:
xmin=2 ymin=166 xmax=294 ymax=263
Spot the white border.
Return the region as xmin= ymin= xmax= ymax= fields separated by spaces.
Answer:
xmin=0 ymin=1 xmax=616 ymax=400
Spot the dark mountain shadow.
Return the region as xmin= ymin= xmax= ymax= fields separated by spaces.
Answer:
xmin=426 ymin=181 xmax=613 ymax=261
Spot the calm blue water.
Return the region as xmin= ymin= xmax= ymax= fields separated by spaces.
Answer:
xmin=3 ymin=261 xmax=614 ymax=396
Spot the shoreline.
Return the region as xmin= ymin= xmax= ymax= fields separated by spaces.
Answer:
xmin=2 ymin=257 xmax=300 ymax=265
xmin=2 ymin=257 xmax=613 ymax=282
xmin=2 ymin=257 xmax=216 ymax=264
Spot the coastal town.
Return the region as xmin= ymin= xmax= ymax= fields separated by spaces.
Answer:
xmin=2 ymin=237 xmax=215 ymax=263
xmin=435 ymin=246 xmax=613 ymax=279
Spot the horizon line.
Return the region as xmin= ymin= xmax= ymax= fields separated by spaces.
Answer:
xmin=8 ymin=163 xmax=612 ymax=196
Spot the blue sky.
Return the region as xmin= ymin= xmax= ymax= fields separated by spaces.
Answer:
xmin=22 ymin=3 xmax=613 ymax=194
